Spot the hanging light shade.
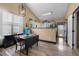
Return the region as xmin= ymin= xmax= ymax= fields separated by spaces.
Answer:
xmin=19 ymin=3 xmax=26 ymax=16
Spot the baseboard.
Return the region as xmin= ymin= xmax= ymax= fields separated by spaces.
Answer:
xmin=39 ymin=39 xmax=56 ymax=44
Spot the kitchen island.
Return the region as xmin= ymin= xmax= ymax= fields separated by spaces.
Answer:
xmin=32 ymin=28 xmax=57 ymax=43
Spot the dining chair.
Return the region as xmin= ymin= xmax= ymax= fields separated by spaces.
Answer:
xmin=14 ymin=35 xmax=25 ymax=55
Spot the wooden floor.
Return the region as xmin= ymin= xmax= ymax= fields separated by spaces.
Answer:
xmin=0 ymin=38 xmax=78 ymax=56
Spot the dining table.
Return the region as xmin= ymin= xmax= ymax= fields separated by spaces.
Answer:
xmin=15 ymin=34 xmax=39 ymax=55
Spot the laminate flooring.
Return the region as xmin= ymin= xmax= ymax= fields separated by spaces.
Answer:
xmin=0 ymin=38 xmax=77 ymax=56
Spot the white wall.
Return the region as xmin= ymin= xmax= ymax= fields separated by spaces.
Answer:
xmin=68 ymin=14 xmax=73 ymax=48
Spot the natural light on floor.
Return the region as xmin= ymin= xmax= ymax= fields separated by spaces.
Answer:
xmin=58 ymin=38 xmax=64 ymax=50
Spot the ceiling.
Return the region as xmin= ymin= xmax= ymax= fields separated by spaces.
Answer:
xmin=26 ymin=3 xmax=68 ymax=21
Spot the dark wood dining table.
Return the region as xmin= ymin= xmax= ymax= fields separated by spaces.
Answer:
xmin=15 ymin=34 xmax=39 ymax=55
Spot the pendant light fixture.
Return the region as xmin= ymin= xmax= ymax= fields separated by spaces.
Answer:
xmin=19 ymin=3 xmax=26 ymax=17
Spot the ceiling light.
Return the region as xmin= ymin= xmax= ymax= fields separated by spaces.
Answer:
xmin=19 ymin=3 xmax=26 ymax=17
xmin=42 ymin=12 xmax=52 ymax=16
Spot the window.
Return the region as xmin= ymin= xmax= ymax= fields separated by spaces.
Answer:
xmin=13 ymin=15 xmax=23 ymax=34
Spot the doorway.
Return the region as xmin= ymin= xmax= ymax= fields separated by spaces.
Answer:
xmin=73 ymin=7 xmax=79 ymax=49
xmin=57 ymin=24 xmax=65 ymax=38
xmin=77 ymin=11 xmax=79 ymax=49
xmin=57 ymin=23 xmax=68 ymax=47
xmin=57 ymin=23 xmax=66 ymax=44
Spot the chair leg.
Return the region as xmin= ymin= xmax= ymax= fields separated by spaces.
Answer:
xmin=20 ymin=45 xmax=22 ymax=56
xmin=37 ymin=42 xmax=38 ymax=46
xmin=26 ymin=49 xmax=28 ymax=55
xmin=16 ymin=44 xmax=17 ymax=50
